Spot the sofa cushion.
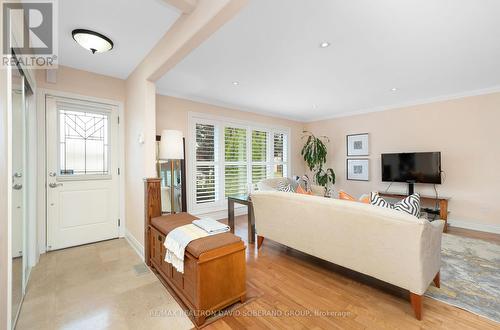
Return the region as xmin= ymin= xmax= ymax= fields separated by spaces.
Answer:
xmin=151 ymin=213 xmax=241 ymax=258
xmin=370 ymin=192 xmax=421 ymax=218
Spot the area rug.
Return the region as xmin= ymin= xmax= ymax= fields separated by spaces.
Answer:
xmin=425 ymin=233 xmax=500 ymax=323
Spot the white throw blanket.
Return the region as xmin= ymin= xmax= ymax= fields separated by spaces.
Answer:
xmin=193 ymin=218 xmax=230 ymax=235
xmin=164 ymin=224 xmax=208 ymax=273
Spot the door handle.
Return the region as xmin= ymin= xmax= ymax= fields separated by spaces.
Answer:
xmin=49 ymin=183 xmax=63 ymax=188
xmin=13 ymin=184 xmax=22 ymax=190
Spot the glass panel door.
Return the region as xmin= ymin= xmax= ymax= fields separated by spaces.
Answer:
xmin=11 ymin=64 xmax=26 ymax=326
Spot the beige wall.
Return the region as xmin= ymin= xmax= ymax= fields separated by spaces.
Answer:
xmin=305 ymin=92 xmax=500 ymax=229
xmin=124 ymin=71 xmax=157 ymax=249
xmin=36 ymin=65 xmax=126 ymax=102
xmin=123 ymin=0 xmax=248 ymax=248
xmin=156 ymin=95 xmax=306 ymax=177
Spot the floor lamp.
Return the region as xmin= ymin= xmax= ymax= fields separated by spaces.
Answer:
xmin=159 ymin=130 xmax=184 ymax=214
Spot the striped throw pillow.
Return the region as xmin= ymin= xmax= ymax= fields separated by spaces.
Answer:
xmin=370 ymin=192 xmax=421 ymax=218
xmin=277 ymin=180 xmax=294 ymax=193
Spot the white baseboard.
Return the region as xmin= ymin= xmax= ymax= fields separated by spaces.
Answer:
xmin=447 ymin=219 xmax=500 ymax=234
xmin=125 ymin=230 xmax=145 ymax=261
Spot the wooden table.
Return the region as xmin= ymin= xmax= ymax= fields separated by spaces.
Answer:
xmin=378 ymin=192 xmax=450 ymax=232
xmin=228 ymin=195 xmax=255 ymax=243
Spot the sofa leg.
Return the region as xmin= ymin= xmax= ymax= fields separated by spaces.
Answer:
xmin=409 ymin=292 xmax=422 ymax=320
xmin=257 ymin=235 xmax=265 ymax=249
xmin=433 ymin=271 xmax=440 ymax=288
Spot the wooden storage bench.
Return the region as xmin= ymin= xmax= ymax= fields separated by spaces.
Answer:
xmin=144 ymin=179 xmax=246 ymax=326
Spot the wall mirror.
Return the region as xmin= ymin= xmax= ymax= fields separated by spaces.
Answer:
xmin=156 ymin=135 xmax=187 ymax=213
xmin=10 ymin=58 xmax=33 ymax=328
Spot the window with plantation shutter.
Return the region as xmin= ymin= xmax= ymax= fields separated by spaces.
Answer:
xmin=189 ymin=113 xmax=290 ymax=213
xmin=195 ymin=123 xmax=217 ymax=204
xmin=252 ymin=130 xmax=268 ymax=184
xmin=273 ymin=133 xmax=288 ymax=177
xmin=224 ymin=127 xmax=247 ymax=197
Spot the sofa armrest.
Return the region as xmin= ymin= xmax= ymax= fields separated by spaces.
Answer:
xmin=430 ymin=219 xmax=445 ymax=232
xmin=417 ymin=220 xmax=444 ymax=294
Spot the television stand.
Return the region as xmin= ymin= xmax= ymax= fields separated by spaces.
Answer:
xmin=378 ymin=192 xmax=450 ymax=232
xmin=407 ymin=182 xmax=415 ymax=195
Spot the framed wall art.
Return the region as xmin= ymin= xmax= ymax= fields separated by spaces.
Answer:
xmin=346 ymin=159 xmax=369 ymax=181
xmin=347 ymin=133 xmax=369 ymax=156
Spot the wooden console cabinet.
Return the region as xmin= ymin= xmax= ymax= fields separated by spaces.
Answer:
xmin=144 ymin=178 xmax=246 ymax=326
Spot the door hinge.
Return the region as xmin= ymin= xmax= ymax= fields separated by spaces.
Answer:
xmin=117 ymin=168 xmax=120 ymax=175
xmin=118 ymin=219 xmax=121 ymax=227
xmin=117 ymin=116 xmax=120 ymax=124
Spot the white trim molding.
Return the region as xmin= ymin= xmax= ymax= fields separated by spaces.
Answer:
xmin=447 ymin=218 xmax=500 ymax=235
xmin=125 ymin=230 xmax=144 ymax=261
xmin=307 ymin=85 xmax=500 ymax=122
xmin=160 ymin=85 xmax=500 ymax=123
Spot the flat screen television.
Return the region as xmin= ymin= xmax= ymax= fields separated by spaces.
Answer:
xmin=381 ymin=152 xmax=442 ymax=185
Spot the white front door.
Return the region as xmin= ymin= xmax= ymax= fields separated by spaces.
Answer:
xmin=46 ymin=96 xmax=120 ymax=251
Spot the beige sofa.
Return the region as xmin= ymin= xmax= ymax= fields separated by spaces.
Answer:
xmin=251 ymin=191 xmax=444 ymax=320
xmin=257 ymin=177 xmax=326 ymax=196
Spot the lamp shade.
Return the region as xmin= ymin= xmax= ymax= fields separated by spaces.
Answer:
xmin=159 ymin=130 xmax=184 ymax=160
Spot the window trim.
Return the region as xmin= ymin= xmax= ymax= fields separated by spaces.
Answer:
xmin=187 ymin=111 xmax=292 ymax=214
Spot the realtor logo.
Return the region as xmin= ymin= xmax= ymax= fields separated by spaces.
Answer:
xmin=2 ymin=0 xmax=58 ymax=68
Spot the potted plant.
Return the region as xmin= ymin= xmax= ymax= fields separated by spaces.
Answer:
xmin=301 ymin=131 xmax=336 ymax=196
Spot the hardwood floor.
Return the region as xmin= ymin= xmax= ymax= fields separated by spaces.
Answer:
xmin=447 ymin=225 xmax=500 ymax=244
xmin=206 ymin=215 xmax=500 ymax=329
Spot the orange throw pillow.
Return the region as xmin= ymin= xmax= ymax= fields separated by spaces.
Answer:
xmin=339 ymin=191 xmax=356 ymax=201
xmin=296 ymin=185 xmax=312 ymax=195
xmin=339 ymin=191 xmax=370 ymax=204
xmin=359 ymin=195 xmax=370 ymax=204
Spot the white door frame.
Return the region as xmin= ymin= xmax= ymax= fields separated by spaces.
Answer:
xmin=36 ymin=89 xmax=125 ymax=254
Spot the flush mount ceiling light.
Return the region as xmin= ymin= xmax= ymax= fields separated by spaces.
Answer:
xmin=72 ymin=29 xmax=114 ymax=54
xmin=232 ymin=81 xmax=240 ymax=86
xmin=319 ymin=41 xmax=330 ymax=48
xmin=391 ymin=87 xmax=398 ymax=92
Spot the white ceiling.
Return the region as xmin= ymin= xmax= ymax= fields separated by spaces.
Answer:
xmin=156 ymin=0 xmax=500 ymax=121
xmin=59 ymin=0 xmax=180 ymax=79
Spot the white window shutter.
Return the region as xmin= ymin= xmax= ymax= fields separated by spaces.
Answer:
xmin=195 ymin=124 xmax=217 ymax=204
xmin=224 ymin=127 xmax=247 ymax=197
xmin=251 ymin=130 xmax=268 ymax=184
